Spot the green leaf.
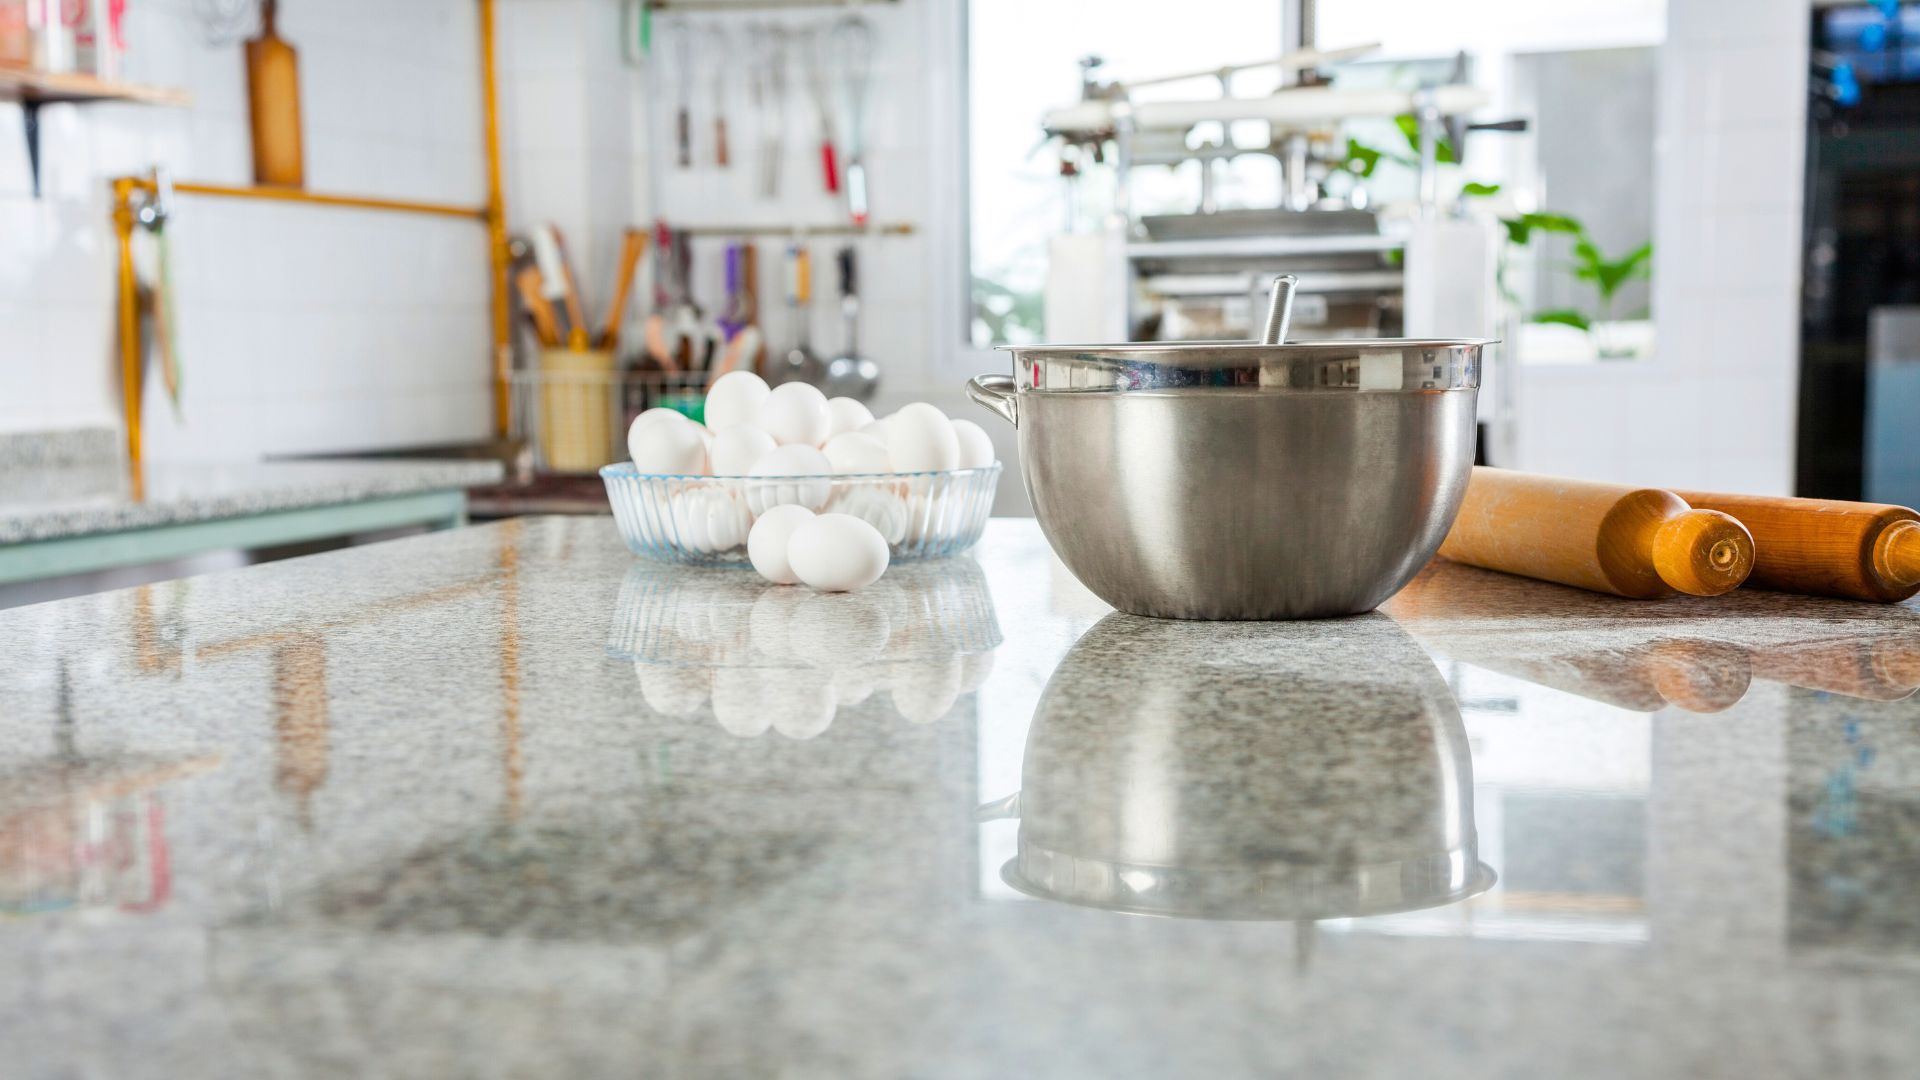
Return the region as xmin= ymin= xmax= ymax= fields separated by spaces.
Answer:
xmin=1501 ymin=216 xmax=1531 ymax=245
xmin=1590 ymin=241 xmax=1654 ymax=300
xmin=1523 ymin=212 xmax=1585 ymax=236
xmin=1343 ymin=138 xmax=1382 ymax=178
xmin=1532 ymin=309 xmax=1592 ymax=331
xmin=1392 ymin=113 xmax=1458 ymax=164
xmin=1460 ymin=181 xmax=1501 ymax=197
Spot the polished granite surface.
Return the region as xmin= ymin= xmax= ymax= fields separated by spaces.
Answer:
xmin=3 ymin=517 xmax=1920 ymax=1077
xmin=0 ymin=458 xmax=504 ymax=543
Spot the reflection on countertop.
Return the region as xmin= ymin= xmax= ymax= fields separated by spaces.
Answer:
xmin=3 ymin=518 xmax=1920 ymax=1076
xmin=1389 ymin=558 xmax=1920 ymax=711
xmin=610 ymin=558 xmax=1001 ymax=737
xmin=990 ymin=612 xmax=1491 ymax=921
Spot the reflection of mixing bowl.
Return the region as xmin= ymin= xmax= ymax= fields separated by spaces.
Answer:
xmin=998 ymin=612 xmax=1492 ymax=919
xmin=608 ymin=559 xmax=1003 ymax=737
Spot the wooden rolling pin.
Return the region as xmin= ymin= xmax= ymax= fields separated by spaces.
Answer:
xmin=1439 ymin=468 xmax=1755 ymax=599
xmin=1671 ymin=492 xmax=1920 ymax=603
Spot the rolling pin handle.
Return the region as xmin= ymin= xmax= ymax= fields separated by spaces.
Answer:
xmin=1651 ymin=509 xmax=1754 ymax=597
xmin=1875 ymin=519 xmax=1920 ymax=588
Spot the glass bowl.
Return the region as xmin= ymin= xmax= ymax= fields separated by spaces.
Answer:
xmin=600 ymin=462 xmax=1002 ymax=565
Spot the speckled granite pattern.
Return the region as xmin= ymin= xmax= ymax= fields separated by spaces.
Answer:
xmin=2 ymin=518 xmax=1920 ymax=1078
xmin=0 ymin=458 xmax=505 ymax=543
xmin=0 ymin=426 xmax=119 ymax=468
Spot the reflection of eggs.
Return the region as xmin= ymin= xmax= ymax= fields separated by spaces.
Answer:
xmin=960 ymin=650 xmax=996 ymax=693
xmin=636 ymin=661 xmax=711 ymax=717
xmin=790 ymin=592 xmax=890 ymax=666
xmin=773 ymin=673 xmax=838 ymax=740
xmin=712 ymin=667 xmax=835 ymax=739
xmin=747 ymin=585 xmax=807 ymax=660
xmin=831 ymin=666 xmax=878 ymax=706
xmin=891 ymin=657 xmax=963 ymax=724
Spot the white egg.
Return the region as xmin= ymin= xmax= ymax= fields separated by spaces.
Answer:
xmin=628 ymin=411 xmax=708 ymax=475
xmin=826 ymin=397 xmax=876 ymax=438
xmin=745 ymin=444 xmax=833 ymax=514
xmin=704 ymin=370 xmax=771 ymax=432
xmin=668 ymin=488 xmax=751 ymax=553
xmin=635 ymin=661 xmax=711 ymax=718
xmin=890 ymin=657 xmax=964 ymax=724
xmin=771 ymin=669 xmax=839 ymax=740
xmin=788 ymin=513 xmax=891 ymax=592
xmin=950 ymin=418 xmax=997 ymax=469
xmin=859 ymin=416 xmax=891 ymax=441
xmin=709 ymin=424 xmax=777 ymax=476
xmin=885 ymin=402 xmax=960 ymax=473
xmin=790 ymin=592 xmax=891 ymax=666
xmin=821 ymin=431 xmax=893 ymax=475
xmin=747 ymin=504 xmax=816 ymax=585
xmin=760 ymin=381 xmax=833 ymax=447
xmin=825 ymin=485 xmax=908 ymax=544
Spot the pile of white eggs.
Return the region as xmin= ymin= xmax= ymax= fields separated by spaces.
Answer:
xmin=625 ymin=371 xmax=998 ymax=591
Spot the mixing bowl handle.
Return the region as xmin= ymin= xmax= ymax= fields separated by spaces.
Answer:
xmin=966 ymin=374 xmax=1018 ymax=427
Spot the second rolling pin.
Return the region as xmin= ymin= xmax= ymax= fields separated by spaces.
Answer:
xmin=1671 ymin=491 xmax=1920 ymax=603
xmin=1438 ymin=467 xmax=1756 ymax=599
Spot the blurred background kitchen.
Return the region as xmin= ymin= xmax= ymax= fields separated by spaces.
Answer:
xmin=2 ymin=0 xmax=1916 ymax=606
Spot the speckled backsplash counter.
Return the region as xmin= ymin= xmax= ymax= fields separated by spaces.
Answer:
xmin=2 ymin=517 xmax=1918 ymax=1078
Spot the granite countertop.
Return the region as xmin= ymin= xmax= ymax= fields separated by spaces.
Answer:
xmin=3 ymin=517 xmax=1919 ymax=1077
xmin=0 ymin=459 xmax=505 ymax=543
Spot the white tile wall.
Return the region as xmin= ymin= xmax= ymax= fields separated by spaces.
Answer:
xmin=0 ymin=0 xmax=498 ymax=459
xmin=1516 ymin=0 xmax=1809 ymax=495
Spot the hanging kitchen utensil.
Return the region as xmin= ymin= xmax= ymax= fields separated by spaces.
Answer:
xmin=673 ymin=18 xmax=694 ymax=169
xmin=780 ymin=241 xmax=824 ymax=385
xmin=529 ymin=224 xmax=588 ymax=350
xmin=515 ymin=267 xmax=561 ymax=347
xmin=800 ymin=26 xmax=839 ymax=195
xmin=747 ymin=24 xmax=786 ymax=198
xmin=707 ymin=26 xmax=731 ymax=168
xmin=830 ymin=14 xmax=875 ymax=224
xmin=245 ymin=0 xmax=304 ymax=187
xmin=645 ymin=222 xmax=682 ymax=371
xmin=824 ymin=245 xmax=879 ymax=401
xmin=600 ymin=226 xmax=649 ymax=351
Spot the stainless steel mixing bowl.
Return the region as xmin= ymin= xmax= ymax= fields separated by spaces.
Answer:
xmin=969 ymin=285 xmax=1488 ymax=619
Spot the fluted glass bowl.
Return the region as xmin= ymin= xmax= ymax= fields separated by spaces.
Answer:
xmin=600 ymin=462 xmax=1002 ymax=565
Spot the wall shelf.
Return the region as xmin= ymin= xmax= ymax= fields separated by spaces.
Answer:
xmin=1 ymin=64 xmax=191 ymax=197
xmin=0 ymin=65 xmax=191 ymax=107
